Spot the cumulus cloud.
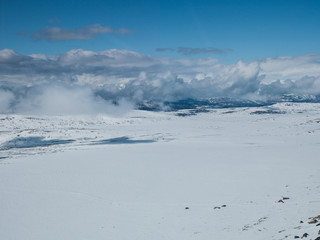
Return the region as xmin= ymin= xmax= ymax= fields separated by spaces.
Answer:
xmin=1 ymin=48 xmax=320 ymax=114
xmin=31 ymin=24 xmax=131 ymax=42
xmin=156 ymin=47 xmax=232 ymax=55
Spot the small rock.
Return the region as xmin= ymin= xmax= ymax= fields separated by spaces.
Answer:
xmin=283 ymin=197 xmax=290 ymax=200
xmin=294 ymin=236 xmax=299 ymax=239
xmin=221 ymin=205 xmax=227 ymax=207
xmin=301 ymin=233 xmax=308 ymax=238
xmin=214 ymin=207 xmax=221 ymax=209
xmin=315 ymin=237 xmax=320 ymax=240
xmin=308 ymin=219 xmax=318 ymax=224
xmin=185 ymin=207 xmax=189 ymax=210
xmin=300 ymin=221 xmax=304 ymax=223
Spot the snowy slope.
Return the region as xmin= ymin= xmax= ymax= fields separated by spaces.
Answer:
xmin=0 ymin=103 xmax=320 ymax=240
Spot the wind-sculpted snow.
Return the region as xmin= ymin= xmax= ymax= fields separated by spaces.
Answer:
xmin=1 ymin=49 xmax=320 ymax=114
xmin=0 ymin=113 xmax=163 ymax=158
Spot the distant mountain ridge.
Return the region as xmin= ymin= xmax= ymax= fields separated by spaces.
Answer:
xmin=136 ymin=95 xmax=320 ymax=111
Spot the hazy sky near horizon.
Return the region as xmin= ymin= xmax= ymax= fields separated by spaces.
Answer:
xmin=1 ymin=0 xmax=320 ymax=63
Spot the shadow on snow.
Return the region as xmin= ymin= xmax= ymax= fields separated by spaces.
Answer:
xmin=90 ymin=137 xmax=155 ymax=145
xmin=1 ymin=136 xmax=75 ymax=150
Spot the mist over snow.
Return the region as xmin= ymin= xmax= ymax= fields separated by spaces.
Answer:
xmin=9 ymin=85 xmax=133 ymax=115
xmin=1 ymin=48 xmax=320 ymax=114
xmin=0 ymin=89 xmax=15 ymax=113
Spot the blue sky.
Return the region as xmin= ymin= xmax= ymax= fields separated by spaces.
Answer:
xmin=1 ymin=0 xmax=320 ymax=63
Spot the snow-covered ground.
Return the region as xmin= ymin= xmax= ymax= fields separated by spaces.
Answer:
xmin=0 ymin=103 xmax=320 ymax=240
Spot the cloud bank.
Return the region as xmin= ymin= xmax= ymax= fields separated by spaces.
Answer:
xmin=1 ymin=48 xmax=320 ymax=114
xmin=31 ymin=24 xmax=131 ymax=42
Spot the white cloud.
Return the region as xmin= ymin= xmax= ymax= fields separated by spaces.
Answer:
xmin=156 ymin=47 xmax=232 ymax=55
xmin=31 ymin=24 xmax=131 ymax=42
xmin=260 ymin=54 xmax=320 ymax=84
xmin=1 ymin=48 xmax=320 ymax=114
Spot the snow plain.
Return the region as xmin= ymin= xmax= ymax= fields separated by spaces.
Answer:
xmin=0 ymin=103 xmax=320 ymax=240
